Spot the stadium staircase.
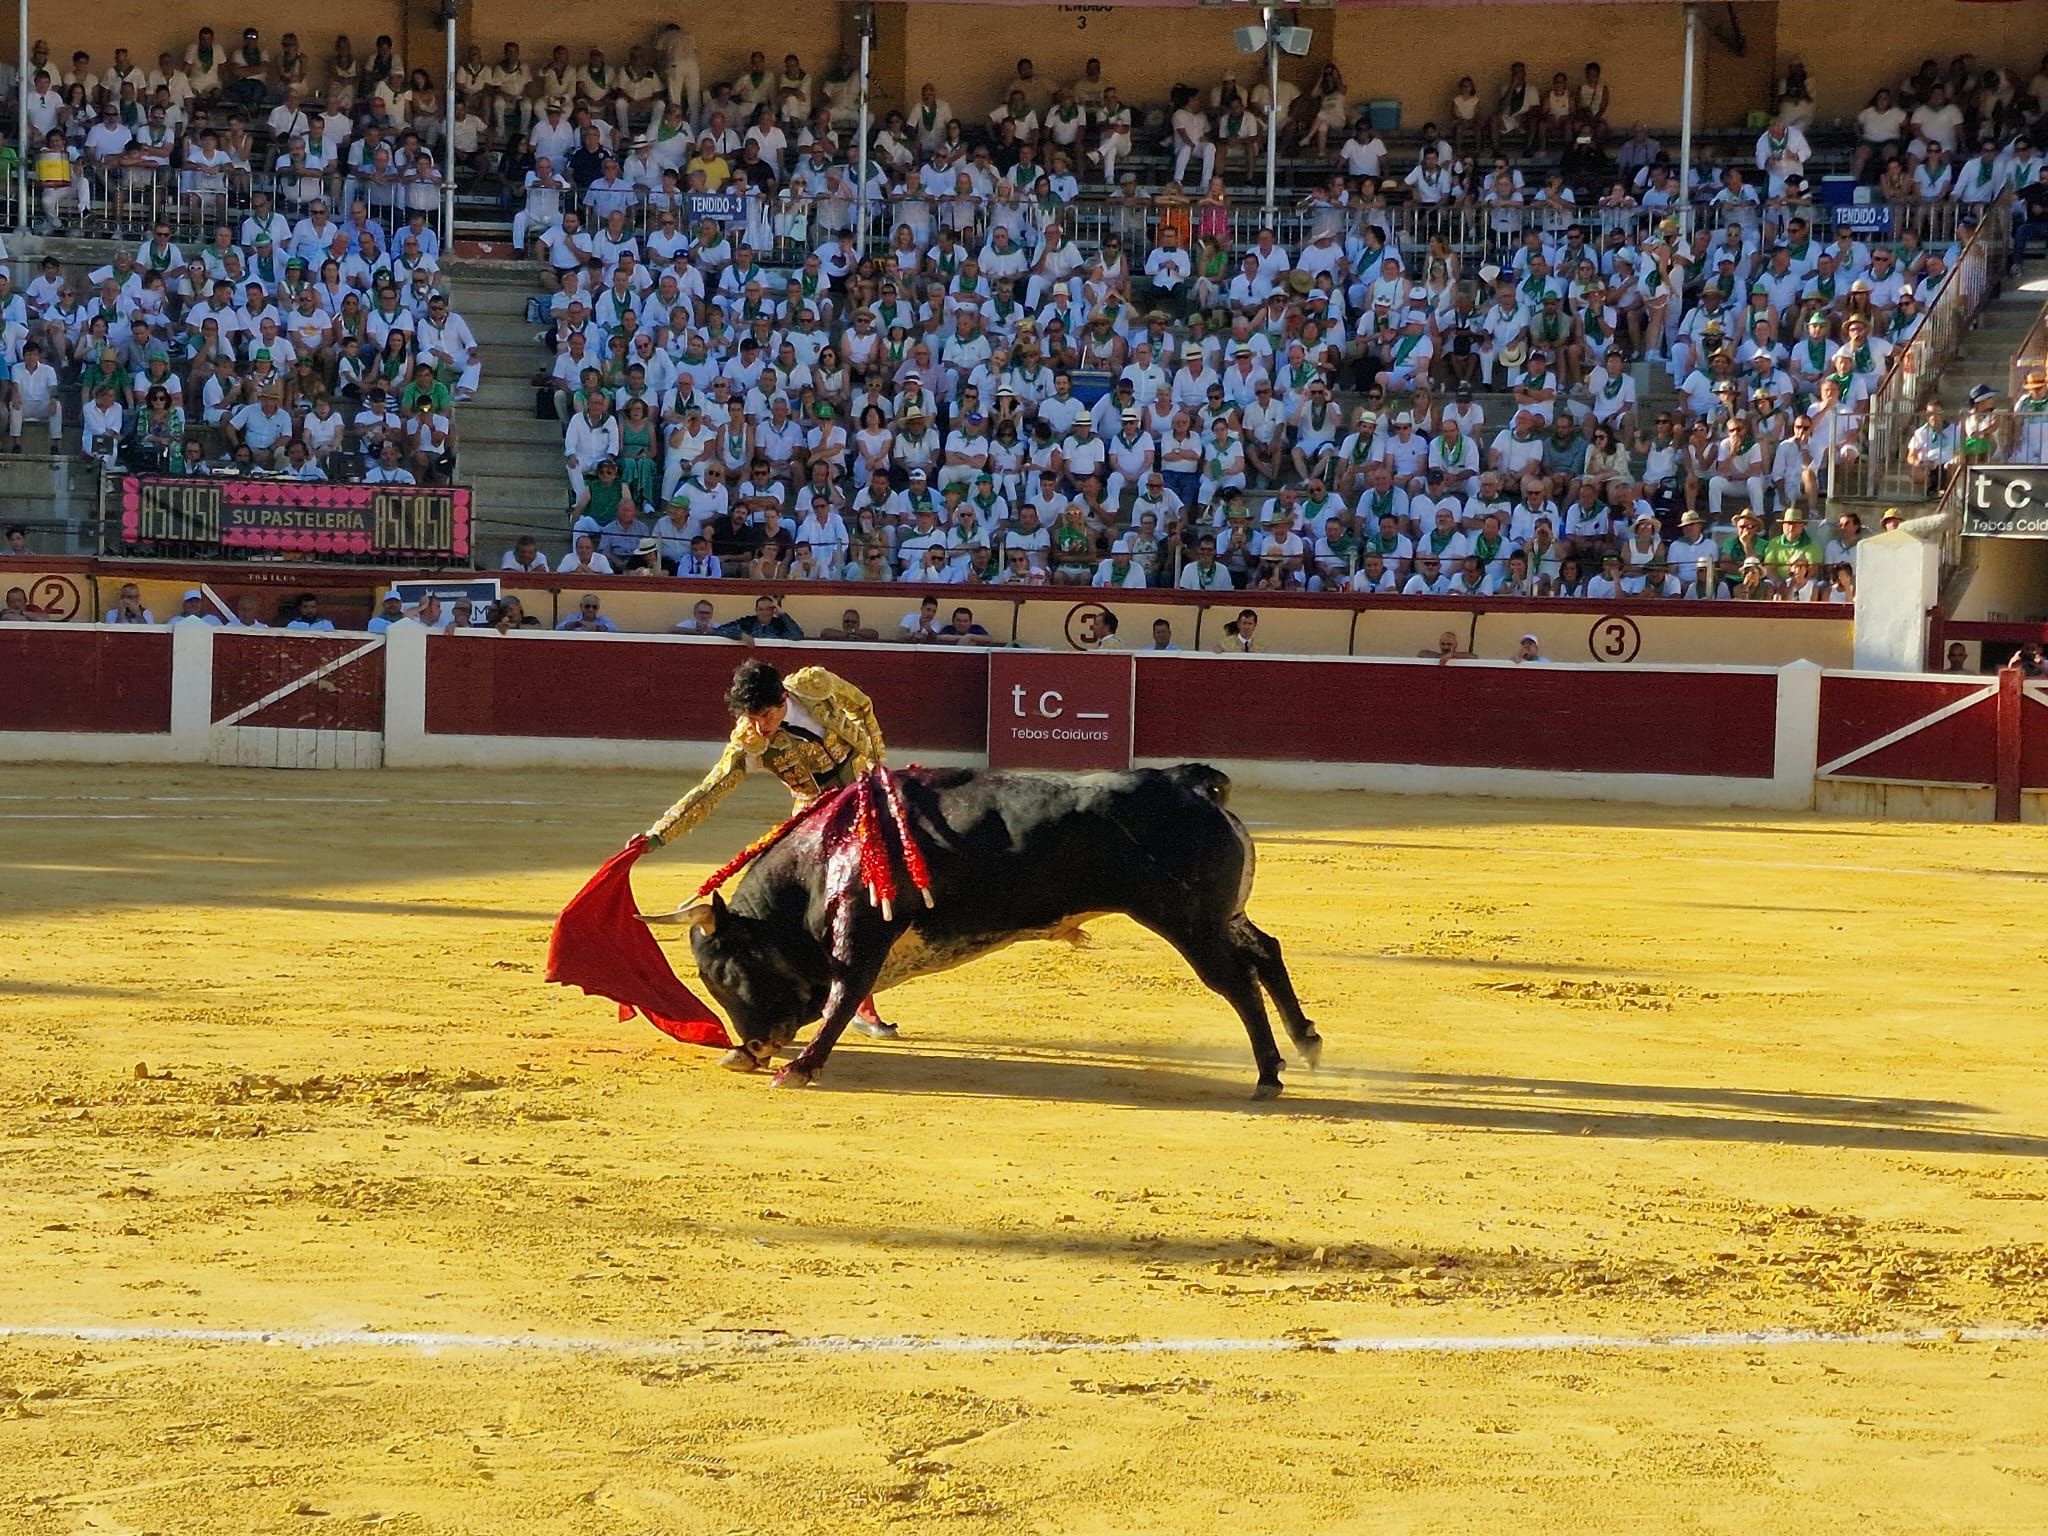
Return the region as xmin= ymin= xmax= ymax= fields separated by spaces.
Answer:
xmin=1925 ymin=280 xmax=2041 ymax=419
xmin=442 ymin=257 xmax=576 ymax=552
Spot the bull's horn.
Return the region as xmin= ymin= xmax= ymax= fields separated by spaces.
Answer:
xmin=638 ymin=898 xmax=720 ymax=934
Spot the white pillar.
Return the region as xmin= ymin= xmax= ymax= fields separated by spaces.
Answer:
xmin=1261 ymin=6 xmax=1279 ymax=225
xmin=1852 ymin=530 xmax=1940 ymax=673
xmin=854 ymin=23 xmax=871 ymax=256
xmin=442 ymin=9 xmax=458 ymax=251
xmin=1771 ymin=659 xmax=1822 ymax=811
xmin=1677 ymin=3 xmax=1696 ymax=237
xmin=169 ymin=616 xmax=214 ymax=762
xmin=16 ymin=0 xmax=29 ymax=234
xmin=381 ymin=618 xmax=429 ymax=765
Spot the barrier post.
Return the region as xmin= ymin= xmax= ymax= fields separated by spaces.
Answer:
xmin=381 ymin=619 xmax=429 ymax=766
xmin=1995 ymin=664 xmax=2022 ymax=824
xmin=1851 ymin=530 xmax=1939 ymax=672
xmin=1772 ymin=660 xmax=1821 ymax=812
xmin=168 ymin=617 xmax=213 ymax=763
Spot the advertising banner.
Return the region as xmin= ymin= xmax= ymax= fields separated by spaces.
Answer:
xmin=119 ymin=477 xmax=471 ymax=559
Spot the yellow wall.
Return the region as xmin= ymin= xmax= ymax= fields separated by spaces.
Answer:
xmin=1777 ymin=0 xmax=2048 ymax=120
xmin=891 ymin=3 xmax=1248 ymax=123
xmin=11 ymin=4 xmax=851 ymax=99
xmin=19 ymin=2 xmax=2048 ymax=132
xmin=467 ymin=579 xmax=1855 ymax=667
xmin=1329 ymin=4 xmax=1690 ymax=135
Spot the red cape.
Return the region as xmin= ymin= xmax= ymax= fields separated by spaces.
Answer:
xmin=546 ymin=837 xmax=731 ymax=1048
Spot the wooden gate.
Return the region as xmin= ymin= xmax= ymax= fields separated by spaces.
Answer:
xmin=210 ymin=631 xmax=385 ymax=768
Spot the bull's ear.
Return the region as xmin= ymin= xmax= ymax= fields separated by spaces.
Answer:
xmin=699 ymin=890 xmax=727 ymax=935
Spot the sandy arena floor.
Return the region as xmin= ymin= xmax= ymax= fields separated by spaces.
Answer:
xmin=1 ymin=764 xmax=2045 ymax=1534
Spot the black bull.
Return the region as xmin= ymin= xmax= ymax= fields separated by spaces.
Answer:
xmin=672 ymin=764 xmax=1321 ymax=1096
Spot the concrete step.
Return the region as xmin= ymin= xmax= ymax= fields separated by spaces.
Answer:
xmin=460 ymin=409 xmax=565 ymax=438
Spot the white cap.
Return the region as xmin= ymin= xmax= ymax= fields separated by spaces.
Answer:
xmin=183 ymin=588 xmax=204 ymax=600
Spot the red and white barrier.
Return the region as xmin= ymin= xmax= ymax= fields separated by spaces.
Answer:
xmin=0 ymin=624 xmax=208 ymax=764
xmin=11 ymin=621 xmax=2047 ymax=821
xmin=377 ymin=625 xmax=1820 ymax=810
xmin=1817 ymin=668 xmax=2048 ymax=822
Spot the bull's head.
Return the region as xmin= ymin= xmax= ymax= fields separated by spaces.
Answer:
xmin=684 ymin=892 xmax=828 ymax=1057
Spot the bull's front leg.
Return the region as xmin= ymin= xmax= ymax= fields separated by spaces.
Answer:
xmin=771 ymin=979 xmax=867 ymax=1088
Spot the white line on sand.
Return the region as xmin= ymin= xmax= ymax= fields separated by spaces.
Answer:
xmin=2 ymin=1322 xmax=2042 ymax=1359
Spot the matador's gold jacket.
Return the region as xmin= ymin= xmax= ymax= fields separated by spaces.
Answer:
xmin=648 ymin=667 xmax=886 ymax=844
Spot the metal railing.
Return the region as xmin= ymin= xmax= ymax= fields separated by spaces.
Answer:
xmin=520 ymin=180 xmax=1997 ymax=269
xmin=2008 ymin=289 xmax=2048 ymax=402
xmin=16 ymin=165 xmax=438 ymax=245
xmin=1858 ymin=210 xmax=2008 ymax=502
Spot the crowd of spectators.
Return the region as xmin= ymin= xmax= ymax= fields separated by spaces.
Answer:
xmin=495 ymin=38 xmax=2048 ymax=607
xmin=5 ymin=30 xmax=455 ymax=235
xmin=6 ymin=30 xmax=2047 ymax=607
xmin=0 ymin=31 xmax=484 ymax=481
xmin=8 ymin=205 xmax=481 ymax=482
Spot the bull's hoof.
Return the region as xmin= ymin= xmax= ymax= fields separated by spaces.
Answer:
xmin=719 ymin=1048 xmax=762 ymax=1073
xmin=1297 ymin=1032 xmax=1323 ymax=1071
xmin=1252 ymin=1079 xmax=1284 ymax=1101
xmin=770 ymin=1062 xmax=817 ymax=1089
xmin=851 ymin=1017 xmax=900 ymax=1041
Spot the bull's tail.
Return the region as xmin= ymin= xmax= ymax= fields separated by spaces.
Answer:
xmin=1164 ymin=763 xmax=1232 ymax=808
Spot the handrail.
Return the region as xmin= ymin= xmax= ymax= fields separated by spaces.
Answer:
xmin=1858 ymin=206 xmax=2008 ymax=502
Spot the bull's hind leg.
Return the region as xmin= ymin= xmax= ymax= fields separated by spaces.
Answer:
xmin=1173 ymin=927 xmax=1288 ymax=1098
xmin=1229 ymin=914 xmax=1321 ymax=1067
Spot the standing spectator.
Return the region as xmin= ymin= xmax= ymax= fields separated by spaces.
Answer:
xmin=9 ymin=340 xmax=62 ymax=450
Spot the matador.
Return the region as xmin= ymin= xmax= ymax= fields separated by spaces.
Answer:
xmin=644 ymin=657 xmax=899 ymax=1046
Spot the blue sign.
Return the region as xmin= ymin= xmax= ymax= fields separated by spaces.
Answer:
xmin=686 ymin=192 xmax=747 ymax=227
xmin=1832 ymin=204 xmax=1896 ymax=237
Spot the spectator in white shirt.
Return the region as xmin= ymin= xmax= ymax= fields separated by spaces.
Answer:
xmin=103 ymin=582 xmax=157 ymax=624
xmin=556 ymin=532 xmax=614 ymax=575
xmin=500 ymin=535 xmax=550 ymax=573
xmin=9 ymin=341 xmax=62 ymax=449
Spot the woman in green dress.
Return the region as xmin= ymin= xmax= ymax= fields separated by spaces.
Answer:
xmin=617 ymin=397 xmax=658 ymax=508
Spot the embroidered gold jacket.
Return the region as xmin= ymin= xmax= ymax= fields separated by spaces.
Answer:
xmin=648 ymin=667 xmax=885 ymax=843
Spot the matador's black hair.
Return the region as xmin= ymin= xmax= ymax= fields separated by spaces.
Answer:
xmin=727 ymin=659 xmax=787 ymax=717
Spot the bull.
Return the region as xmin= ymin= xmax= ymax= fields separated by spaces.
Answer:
xmin=661 ymin=763 xmax=1320 ymax=1097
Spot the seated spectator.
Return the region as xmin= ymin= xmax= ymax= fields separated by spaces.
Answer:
xmin=103 ymin=582 xmax=157 ymax=623
xmin=556 ymin=531 xmax=613 ymax=575
xmin=716 ymin=592 xmax=803 ymax=641
xmin=285 ymin=593 xmax=335 ymax=631
xmin=556 ymin=593 xmax=619 ymax=631
xmin=500 ymin=535 xmax=550 ymax=572
xmin=821 ymin=608 xmax=879 ymax=641
xmin=935 ymin=605 xmax=998 ymax=646
xmin=673 ymin=599 xmax=721 ymax=636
